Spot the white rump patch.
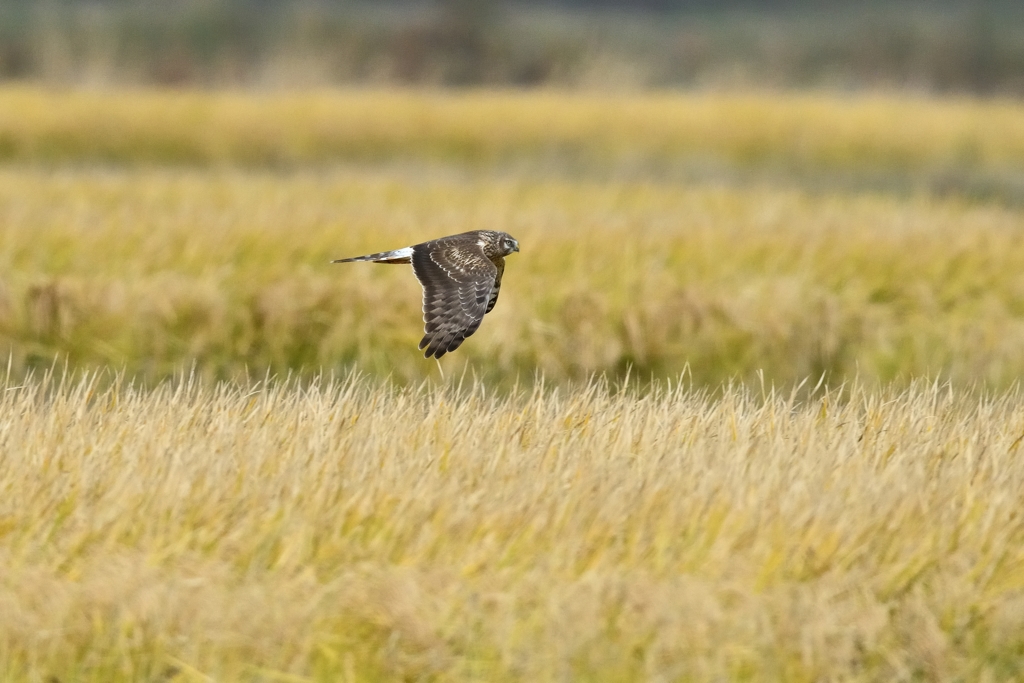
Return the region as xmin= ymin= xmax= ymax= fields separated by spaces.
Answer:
xmin=388 ymin=247 xmax=414 ymax=258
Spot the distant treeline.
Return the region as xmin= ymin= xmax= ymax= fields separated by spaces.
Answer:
xmin=1 ymin=0 xmax=1023 ymax=92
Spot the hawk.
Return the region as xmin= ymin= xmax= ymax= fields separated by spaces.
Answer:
xmin=332 ymin=230 xmax=520 ymax=359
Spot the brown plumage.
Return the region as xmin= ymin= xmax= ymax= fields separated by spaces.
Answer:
xmin=332 ymin=230 xmax=520 ymax=358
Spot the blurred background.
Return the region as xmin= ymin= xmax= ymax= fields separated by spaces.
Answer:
xmin=3 ymin=0 xmax=1024 ymax=388
xmin=2 ymin=0 xmax=1023 ymax=93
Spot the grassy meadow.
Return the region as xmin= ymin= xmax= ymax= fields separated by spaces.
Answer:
xmin=3 ymin=373 xmax=1024 ymax=681
xmin=3 ymin=89 xmax=1024 ymax=386
xmin=2 ymin=87 xmax=1024 ymax=681
xmin=3 ymin=88 xmax=1024 ymax=172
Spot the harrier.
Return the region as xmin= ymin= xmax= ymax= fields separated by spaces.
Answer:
xmin=332 ymin=230 xmax=520 ymax=358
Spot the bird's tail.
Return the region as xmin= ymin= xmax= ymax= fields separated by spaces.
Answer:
xmin=331 ymin=247 xmax=413 ymax=265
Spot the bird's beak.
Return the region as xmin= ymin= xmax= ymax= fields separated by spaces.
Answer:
xmin=513 ymin=241 xmax=520 ymax=253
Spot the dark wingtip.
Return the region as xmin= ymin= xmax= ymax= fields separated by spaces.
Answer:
xmin=420 ymin=335 xmax=435 ymax=358
xmin=420 ymin=336 xmax=449 ymax=359
xmin=423 ymin=346 xmax=446 ymax=359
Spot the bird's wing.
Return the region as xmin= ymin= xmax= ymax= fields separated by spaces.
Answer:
xmin=412 ymin=237 xmax=498 ymax=359
xmin=485 ymin=257 xmax=505 ymax=314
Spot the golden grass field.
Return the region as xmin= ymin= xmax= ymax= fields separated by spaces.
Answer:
xmin=3 ymin=372 xmax=1024 ymax=682
xmin=3 ymin=144 xmax=1024 ymax=386
xmin=2 ymin=88 xmax=1024 ymax=171
xmin=2 ymin=88 xmax=1024 ymax=681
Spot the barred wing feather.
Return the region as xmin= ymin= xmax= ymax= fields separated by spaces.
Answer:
xmin=412 ymin=240 xmax=498 ymax=359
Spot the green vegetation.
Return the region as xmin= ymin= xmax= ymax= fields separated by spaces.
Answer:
xmin=3 ymin=0 xmax=1024 ymax=93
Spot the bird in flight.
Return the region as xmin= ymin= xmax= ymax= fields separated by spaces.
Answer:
xmin=332 ymin=230 xmax=520 ymax=359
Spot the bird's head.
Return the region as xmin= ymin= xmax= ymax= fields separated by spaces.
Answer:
xmin=499 ymin=233 xmax=520 ymax=256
